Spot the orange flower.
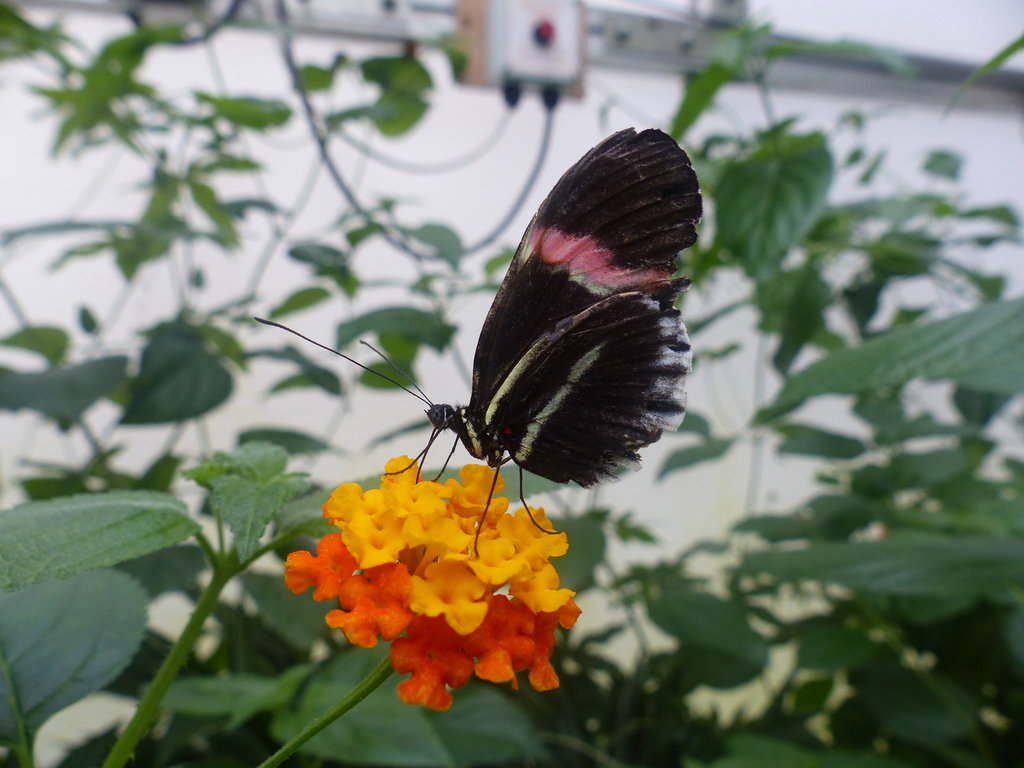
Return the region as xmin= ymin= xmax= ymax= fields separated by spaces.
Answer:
xmin=284 ymin=457 xmax=580 ymax=710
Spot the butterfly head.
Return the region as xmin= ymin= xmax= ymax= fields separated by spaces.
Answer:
xmin=426 ymin=403 xmax=456 ymax=431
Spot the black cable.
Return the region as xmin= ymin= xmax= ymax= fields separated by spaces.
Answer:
xmin=461 ymin=86 xmax=559 ymax=256
xmin=277 ymin=0 xmax=562 ymax=262
xmin=129 ymin=0 xmax=249 ymax=45
xmin=275 ymin=0 xmax=433 ymax=262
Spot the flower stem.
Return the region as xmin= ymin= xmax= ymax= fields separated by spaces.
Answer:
xmin=255 ymin=655 xmax=395 ymax=768
xmin=101 ymin=560 xmax=236 ymax=768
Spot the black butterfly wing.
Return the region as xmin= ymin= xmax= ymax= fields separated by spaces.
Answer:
xmin=470 ymin=128 xmax=701 ymax=405
xmin=486 ymin=278 xmax=691 ymax=486
xmin=463 ymin=128 xmax=701 ymax=486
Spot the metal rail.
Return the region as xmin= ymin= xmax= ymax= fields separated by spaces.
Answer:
xmin=14 ymin=0 xmax=1024 ymax=113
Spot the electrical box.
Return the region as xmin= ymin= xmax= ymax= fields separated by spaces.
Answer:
xmin=488 ymin=0 xmax=583 ymax=89
xmin=457 ymin=0 xmax=584 ymax=95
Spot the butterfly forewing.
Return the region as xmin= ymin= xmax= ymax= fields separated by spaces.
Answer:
xmin=456 ymin=127 xmax=702 ymax=487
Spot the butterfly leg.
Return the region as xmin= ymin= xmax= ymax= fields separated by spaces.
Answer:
xmin=472 ymin=465 xmax=505 ymax=557
xmin=429 ymin=435 xmax=460 ymax=482
xmin=385 ymin=427 xmax=444 ymax=482
xmin=518 ymin=466 xmax=557 ymax=535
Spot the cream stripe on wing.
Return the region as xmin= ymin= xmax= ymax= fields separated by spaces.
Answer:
xmin=514 ymin=344 xmax=605 ymax=463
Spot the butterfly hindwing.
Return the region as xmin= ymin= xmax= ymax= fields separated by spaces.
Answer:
xmin=490 ymin=277 xmax=691 ymax=486
xmin=457 ymin=127 xmax=701 ymax=486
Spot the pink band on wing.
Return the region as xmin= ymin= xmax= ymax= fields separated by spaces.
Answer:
xmin=531 ymin=227 xmax=670 ymax=289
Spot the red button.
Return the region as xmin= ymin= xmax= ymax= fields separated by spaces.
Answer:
xmin=534 ymin=20 xmax=555 ymax=46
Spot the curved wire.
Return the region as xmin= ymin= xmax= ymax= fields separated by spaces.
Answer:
xmin=130 ymin=0 xmax=249 ymax=45
xmin=276 ymin=0 xmax=432 ymax=261
xmin=461 ymin=99 xmax=557 ymax=256
xmin=276 ymin=0 xmax=560 ymax=262
xmin=335 ymin=113 xmax=511 ymax=175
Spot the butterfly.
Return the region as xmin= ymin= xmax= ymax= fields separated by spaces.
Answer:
xmin=258 ymin=128 xmax=700 ymax=501
xmin=424 ymin=127 xmax=701 ymax=488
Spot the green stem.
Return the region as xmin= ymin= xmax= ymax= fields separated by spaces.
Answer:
xmin=101 ymin=559 xmax=236 ymax=768
xmin=255 ymin=655 xmax=395 ymax=768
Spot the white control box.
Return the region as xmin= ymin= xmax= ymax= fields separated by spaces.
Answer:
xmin=486 ymin=0 xmax=584 ymax=89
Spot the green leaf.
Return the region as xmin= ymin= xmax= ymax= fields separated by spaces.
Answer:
xmin=269 ymin=286 xmax=332 ymax=319
xmin=272 ymin=652 xmax=542 ymax=766
xmin=922 ymin=149 xmax=961 ymax=180
xmin=765 ymin=38 xmax=915 ymax=78
xmin=0 ymin=4 xmax=67 ymax=63
xmin=195 ymin=93 xmax=292 ymax=129
xmin=794 ymin=619 xmax=878 ymax=671
xmin=709 ymin=733 xmax=914 ymax=768
xmin=239 ymin=428 xmax=330 ymax=454
xmin=1 ymin=326 xmax=69 ymax=364
xmin=116 ymin=545 xmax=206 ymax=598
xmin=755 ymin=265 xmax=831 ymax=373
xmin=121 ymin=324 xmax=232 ymax=424
xmin=209 ymin=474 xmax=310 ymax=538
xmin=788 ymin=675 xmax=834 ymax=712
xmin=0 ymin=490 xmax=199 ymax=592
xmin=671 ymin=61 xmax=733 ymax=139
xmin=647 ymin=582 xmax=768 ymax=688
xmin=271 ymin=651 xmax=453 ymax=766
xmin=678 ymin=411 xmax=712 ymax=438
xmin=761 ymin=298 xmax=1024 ymax=420
xmin=776 ymin=424 xmax=865 ymax=460
xmin=165 ymin=667 xmax=309 ymax=730
xmin=717 ymin=131 xmax=833 ymax=278
xmin=287 ymin=242 xmax=357 ymax=295
xmin=198 ymin=443 xmax=309 ymax=560
xmin=658 ymin=437 xmax=732 ymax=478
xmin=136 ymin=452 xmax=182 ymax=491
xmin=274 ymin=490 xmax=335 ymax=541
xmin=360 ymin=56 xmax=432 ymax=136
xmin=551 ymin=514 xmax=606 ymax=593
xmin=200 ymin=323 xmax=247 ymax=369
xmin=950 ymin=30 xmax=1024 ymax=109
xmin=431 ymin=685 xmax=545 ymax=764
xmin=1006 ymin=609 xmax=1024 ymax=675
xmin=402 ymin=223 xmax=463 ymax=267
xmin=336 ymin=307 xmax=455 ymax=352
xmin=962 ymin=203 xmax=1019 ymax=228
xmin=0 ymin=356 xmax=127 ymax=424
xmin=253 ymin=346 xmax=343 ymax=397
xmin=0 ymin=570 xmax=147 ymax=739
xmin=853 ymin=663 xmax=974 ymax=746
xmin=299 ymin=64 xmax=336 ymax=92
xmin=738 ymin=535 xmax=1024 ymax=600
xmin=243 ymin=572 xmax=331 ymax=651
xmin=189 ymin=180 xmax=238 ymax=245
xmin=952 ymin=387 xmax=1012 ymax=428
xmin=79 ymin=306 xmax=98 ymax=334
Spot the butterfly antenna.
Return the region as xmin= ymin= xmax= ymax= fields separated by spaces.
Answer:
xmin=359 ymin=339 xmax=433 ymax=405
xmin=253 ymin=317 xmax=432 ymax=406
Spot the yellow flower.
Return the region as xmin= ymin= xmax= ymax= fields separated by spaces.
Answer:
xmin=285 ymin=456 xmax=580 ymax=711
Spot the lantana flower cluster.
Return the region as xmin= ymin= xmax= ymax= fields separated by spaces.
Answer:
xmin=285 ymin=456 xmax=581 ymax=710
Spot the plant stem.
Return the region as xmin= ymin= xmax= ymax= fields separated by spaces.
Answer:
xmin=100 ymin=559 xmax=236 ymax=768
xmin=255 ymin=655 xmax=395 ymax=768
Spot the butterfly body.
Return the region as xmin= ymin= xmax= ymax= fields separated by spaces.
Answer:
xmin=429 ymin=127 xmax=701 ymax=487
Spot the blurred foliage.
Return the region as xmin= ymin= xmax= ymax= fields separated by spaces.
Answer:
xmin=1 ymin=5 xmax=1023 ymax=768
